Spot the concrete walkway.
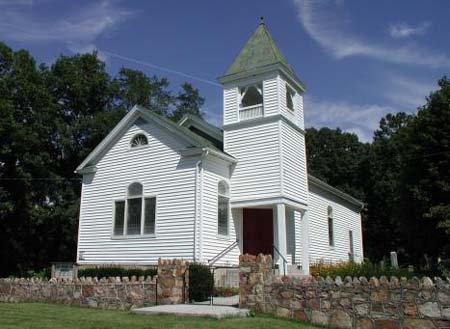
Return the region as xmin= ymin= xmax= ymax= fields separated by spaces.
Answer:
xmin=132 ymin=304 xmax=249 ymax=319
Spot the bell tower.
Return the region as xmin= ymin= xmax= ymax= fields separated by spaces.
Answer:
xmin=219 ymin=20 xmax=309 ymax=209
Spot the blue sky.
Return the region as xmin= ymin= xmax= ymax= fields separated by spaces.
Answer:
xmin=1 ymin=0 xmax=449 ymax=142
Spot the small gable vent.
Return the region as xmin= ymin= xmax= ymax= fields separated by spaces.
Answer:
xmin=130 ymin=134 xmax=148 ymax=148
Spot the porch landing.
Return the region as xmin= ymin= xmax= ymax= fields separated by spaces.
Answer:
xmin=132 ymin=304 xmax=250 ymax=319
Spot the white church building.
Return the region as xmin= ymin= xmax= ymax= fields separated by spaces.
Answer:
xmin=75 ymin=22 xmax=364 ymax=275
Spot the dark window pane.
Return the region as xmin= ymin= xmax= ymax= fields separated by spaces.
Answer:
xmin=127 ymin=198 xmax=142 ymax=235
xmin=114 ymin=201 xmax=125 ymax=236
xmin=144 ymin=197 xmax=156 ymax=234
xmin=349 ymin=231 xmax=354 ymax=261
xmin=218 ymin=196 xmax=229 ymax=235
xmin=328 ymin=217 xmax=334 ymax=246
xmin=128 ymin=182 xmax=143 ymax=197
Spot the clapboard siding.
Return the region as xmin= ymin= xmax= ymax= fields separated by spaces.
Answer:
xmin=201 ymin=157 xmax=240 ymax=265
xmin=298 ymin=94 xmax=305 ymax=130
xmin=77 ymin=118 xmax=197 ymax=264
xmin=307 ymin=184 xmax=363 ymax=264
xmin=281 ymin=120 xmax=308 ymax=205
xmin=224 ymin=120 xmax=281 ymax=201
xmin=223 ymin=87 xmax=238 ymax=125
xmin=263 ymin=77 xmax=278 ymax=117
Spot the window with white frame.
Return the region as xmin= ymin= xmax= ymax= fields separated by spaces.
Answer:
xmin=349 ymin=230 xmax=354 ymax=262
xmin=327 ymin=206 xmax=334 ymax=247
xmin=286 ymin=84 xmax=295 ymax=111
xmin=239 ymin=83 xmax=263 ymax=108
xmin=218 ymin=181 xmax=229 ymax=236
xmin=130 ymin=133 xmax=148 ymax=148
xmin=113 ymin=182 xmax=156 ymax=236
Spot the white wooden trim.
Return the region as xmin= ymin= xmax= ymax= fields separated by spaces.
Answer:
xmin=301 ymin=210 xmax=310 ymax=275
xmin=231 ymin=196 xmax=308 ymax=211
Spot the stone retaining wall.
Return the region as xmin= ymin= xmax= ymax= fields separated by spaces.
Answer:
xmin=0 ymin=276 xmax=156 ymax=309
xmin=0 ymin=258 xmax=190 ymax=309
xmin=239 ymin=254 xmax=450 ymax=329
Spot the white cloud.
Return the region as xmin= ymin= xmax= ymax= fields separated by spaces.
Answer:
xmin=293 ymin=0 xmax=450 ymax=68
xmin=67 ymin=44 xmax=108 ymax=61
xmin=0 ymin=0 xmax=133 ymax=52
xmin=303 ymin=73 xmax=436 ymax=142
xmin=304 ymin=96 xmax=395 ymax=142
xmin=389 ymin=22 xmax=430 ymax=38
xmin=383 ymin=75 xmax=435 ymax=110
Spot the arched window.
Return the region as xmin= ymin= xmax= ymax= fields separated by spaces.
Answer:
xmin=327 ymin=206 xmax=334 ymax=247
xmin=130 ymin=134 xmax=148 ymax=148
xmin=126 ymin=183 xmax=143 ymax=235
xmin=113 ymin=182 xmax=156 ymax=236
xmin=218 ymin=181 xmax=230 ymax=236
xmin=128 ymin=182 xmax=143 ymax=197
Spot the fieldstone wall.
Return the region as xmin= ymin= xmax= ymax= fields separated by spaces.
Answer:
xmin=239 ymin=254 xmax=450 ymax=329
xmin=0 ymin=258 xmax=190 ymax=308
xmin=156 ymin=259 xmax=188 ymax=305
xmin=0 ymin=276 xmax=156 ymax=309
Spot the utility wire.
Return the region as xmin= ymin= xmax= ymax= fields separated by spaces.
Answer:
xmin=101 ymin=50 xmax=222 ymax=88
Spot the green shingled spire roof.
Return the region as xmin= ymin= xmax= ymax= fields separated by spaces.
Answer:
xmin=219 ymin=20 xmax=304 ymax=89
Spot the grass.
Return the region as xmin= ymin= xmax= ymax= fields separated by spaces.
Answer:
xmin=0 ymin=303 xmax=321 ymax=329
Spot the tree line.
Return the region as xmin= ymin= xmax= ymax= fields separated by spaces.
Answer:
xmin=0 ymin=42 xmax=449 ymax=276
xmin=306 ymin=78 xmax=450 ymax=275
xmin=0 ymin=43 xmax=204 ymax=276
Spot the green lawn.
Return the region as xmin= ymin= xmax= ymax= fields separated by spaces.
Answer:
xmin=0 ymin=303 xmax=321 ymax=329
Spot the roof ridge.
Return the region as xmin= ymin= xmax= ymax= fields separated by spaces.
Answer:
xmin=135 ymin=105 xmax=221 ymax=151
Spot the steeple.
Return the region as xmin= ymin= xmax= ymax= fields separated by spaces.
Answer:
xmin=219 ymin=20 xmax=304 ymax=91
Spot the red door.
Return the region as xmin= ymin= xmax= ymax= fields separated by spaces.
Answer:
xmin=243 ymin=208 xmax=273 ymax=256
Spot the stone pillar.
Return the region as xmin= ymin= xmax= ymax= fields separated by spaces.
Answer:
xmin=274 ymin=203 xmax=287 ymax=275
xmin=239 ymin=254 xmax=272 ymax=310
xmin=157 ymin=259 xmax=188 ymax=305
xmin=301 ymin=210 xmax=310 ymax=275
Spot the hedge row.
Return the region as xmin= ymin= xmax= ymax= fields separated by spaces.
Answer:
xmin=78 ymin=266 xmax=157 ymax=279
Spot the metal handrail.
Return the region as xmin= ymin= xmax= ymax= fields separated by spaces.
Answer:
xmin=272 ymin=244 xmax=288 ymax=276
xmin=207 ymin=239 xmax=239 ymax=266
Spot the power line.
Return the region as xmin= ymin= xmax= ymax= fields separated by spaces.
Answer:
xmin=101 ymin=50 xmax=222 ymax=88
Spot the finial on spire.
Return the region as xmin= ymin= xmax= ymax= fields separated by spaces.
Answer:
xmin=259 ymin=16 xmax=265 ymax=25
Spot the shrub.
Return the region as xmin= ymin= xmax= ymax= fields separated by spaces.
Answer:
xmin=78 ymin=266 xmax=157 ymax=279
xmin=438 ymin=259 xmax=450 ymax=278
xmin=310 ymin=260 xmax=413 ymax=279
xmin=25 ymin=267 xmax=51 ymax=279
xmin=188 ymin=263 xmax=213 ymax=302
xmin=214 ymin=287 xmax=239 ymax=297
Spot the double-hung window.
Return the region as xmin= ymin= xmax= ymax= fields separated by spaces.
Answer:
xmin=218 ymin=181 xmax=230 ymax=236
xmin=113 ymin=182 xmax=156 ymax=237
xmin=327 ymin=206 xmax=334 ymax=247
